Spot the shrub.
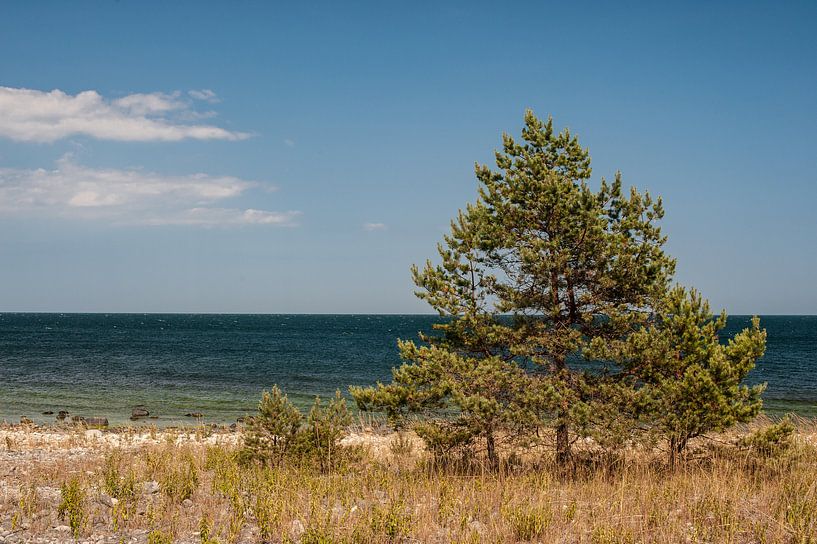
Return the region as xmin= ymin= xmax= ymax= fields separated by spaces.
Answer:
xmin=503 ymin=502 xmax=551 ymax=541
xmin=241 ymin=385 xmax=303 ymax=466
xmin=242 ymin=385 xmax=352 ymax=470
xmin=11 ymin=484 xmax=39 ymax=531
xmin=298 ymin=527 xmax=337 ymax=544
xmin=58 ymin=478 xmax=87 ymax=538
xmin=388 ymin=431 xmax=414 ymax=458
xmin=199 ymin=514 xmax=220 ymax=544
xmin=740 ymin=416 xmax=796 ymax=457
xmin=370 ymin=499 xmax=413 ymax=540
xmin=103 ymin=451 xmax=138 ymax=502
xmin=300 ymin=391 xmax=352 ymax=471
xmin=590 ymin=526 xmax=635 ymax=544
xmin=252 ymin=479 xmax=282 ymax=542
xmin=161 ymin=453 xmax=199 ymax=502
xmin=147 ymin=528 xmax=173 ymax=544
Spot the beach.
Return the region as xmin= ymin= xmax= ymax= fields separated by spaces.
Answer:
xmin=1 ymin=418 xmax=816 ymax=543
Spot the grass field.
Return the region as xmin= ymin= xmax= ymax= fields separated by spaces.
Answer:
xmin=1 ymin=417 xmax=816 ymax=543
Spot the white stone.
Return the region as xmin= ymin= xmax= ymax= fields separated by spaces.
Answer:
xmin=142 ymin=480 xmax=160 ymax=495
xmin=290 ymin=519 xmax=305 ymax=539
xmin=99 ymin=493 xmax=118 ymax=508
xmin=467 ymin=519 xmax=487 ymax=535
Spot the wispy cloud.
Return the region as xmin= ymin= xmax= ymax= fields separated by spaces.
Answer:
xmin=0 ymin=87 xmax=249 ymax=143
xmin=363 ymin=222 xmax=387 ymax=231
xmin=187 ymin=89 xmax=220 ymax=103
xmin=142 ymin=208 xmax=301 ymax=227
xmin=0 ymin=156 xmax=299 ymax=227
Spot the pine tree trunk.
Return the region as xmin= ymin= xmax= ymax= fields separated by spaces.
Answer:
xmin=669 ymin=436 xmax=677 ymax=469
xmin=556 ymin=421 xmax=570 ymax=466
xmin=486 ymin=429 xmax=498 ymax=471
xmin=669 ymin=435 xmax=686 ymax=469
xmin=553 ymin=352 xmax=572 ymax=467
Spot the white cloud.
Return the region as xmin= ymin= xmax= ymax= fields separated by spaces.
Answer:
xmin=363 ymin=222 xmax=387 ymax=231
xmin=0 ymin=156 xmax=299 ymax=227
xmin=188 ymin=89 xmax=219 ymax=103
xmin=0 ymin=87 xmax=248 ymax=143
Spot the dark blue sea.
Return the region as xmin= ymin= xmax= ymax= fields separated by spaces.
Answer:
xmin=0 ymin=314 xmax=814 ymax=425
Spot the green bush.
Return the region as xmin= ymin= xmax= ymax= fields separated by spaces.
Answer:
xmin=102 ymin=451 xmax=138 ymax=502
xmin=503 ymin=502 xmax=551 ymax=541
xmin=241 ymin=386 xmax=303 ymax=466
xmin=161 ymin=453 xmax=199 ymax=502
xmin=370 ymin=499 xmax=413 ymax=540
xmin=740 ymin=417 xmax=796 ymax=457
xmin=58 ymin=478 xmax=87 ymax=538
xmin=199 ymin=514 xmax=220 ymax=544
xmin=299 ymin=391 xmax=352 ymax=470
xmin=147 ymin=528 xmax=173 ymax=544
xmin=241 ymin=385 xmax=352 ymax=470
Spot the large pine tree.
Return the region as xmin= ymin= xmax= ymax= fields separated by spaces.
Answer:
xmin=352 ymin=111 xmax=676 ymax=466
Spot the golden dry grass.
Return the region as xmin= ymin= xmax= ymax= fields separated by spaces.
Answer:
xmin=0 ymin=418 xmax=816 ymax=543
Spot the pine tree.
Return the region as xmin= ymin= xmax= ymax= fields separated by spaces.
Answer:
xmin=242 ymin=386 xmax=353 ymax=470
xmin=594 ymin=286 xmax=767 ymax=466
xmin=302 ymin=390 xmax=352 ymax=471
xmin=352 ymin=110 xmax=676 ymax=466
xmin=242 ymin=385 xmax=303 ymax=466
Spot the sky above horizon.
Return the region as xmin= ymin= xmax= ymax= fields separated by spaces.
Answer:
xmin=1 ymin=1 xmax=815 ymax=314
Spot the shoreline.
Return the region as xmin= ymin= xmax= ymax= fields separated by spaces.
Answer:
xmin=1 ymin=419 xmax=817 ymax=543
xmin=4 ymin=395 xmax=816 ymax=429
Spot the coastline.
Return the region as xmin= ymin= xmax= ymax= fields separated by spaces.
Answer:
xmin=1 ymin=418 xmax=816 ymax=543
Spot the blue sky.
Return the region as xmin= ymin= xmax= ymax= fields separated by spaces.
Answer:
xmin=0 ymin=1 xmax=815 ymax=314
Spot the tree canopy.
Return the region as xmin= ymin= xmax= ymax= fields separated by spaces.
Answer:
xmin=352 ymin=110 xmax=765 ymax=468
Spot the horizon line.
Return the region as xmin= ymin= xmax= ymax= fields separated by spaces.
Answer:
xmin=1 ymin=311 xmax=814 ymax=317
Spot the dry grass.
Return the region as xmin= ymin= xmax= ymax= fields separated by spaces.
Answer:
xmin=0 ymin=420 xmax=816 ymax=543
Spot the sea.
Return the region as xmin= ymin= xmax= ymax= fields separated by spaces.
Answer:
xmin=0 ymin=314 xmax=814 ymax=426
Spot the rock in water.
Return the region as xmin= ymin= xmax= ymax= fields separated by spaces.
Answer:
xmin=131 ymin=406 xmax=150 ymax=419
xmin=56 ymin=410 xmax=69 ymax=420
xmin=185 ymin=412 xmax=204 ymax=418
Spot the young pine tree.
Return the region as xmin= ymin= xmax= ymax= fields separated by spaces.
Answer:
xmin=352 ymin=110 xmax=675 ymax=466
xmin=301 ymin=391 xmax=352 ymax=471
xmin=241 ymin=385 xmax=302 ymax=466
xmin=594 ymin=286 xmax=767 ymax=466
xmin=242 ymin=386 xmax=352 ymax=469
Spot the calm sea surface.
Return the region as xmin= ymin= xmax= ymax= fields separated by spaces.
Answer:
xmin=0 ymin=314 xmax=814 ymax=425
